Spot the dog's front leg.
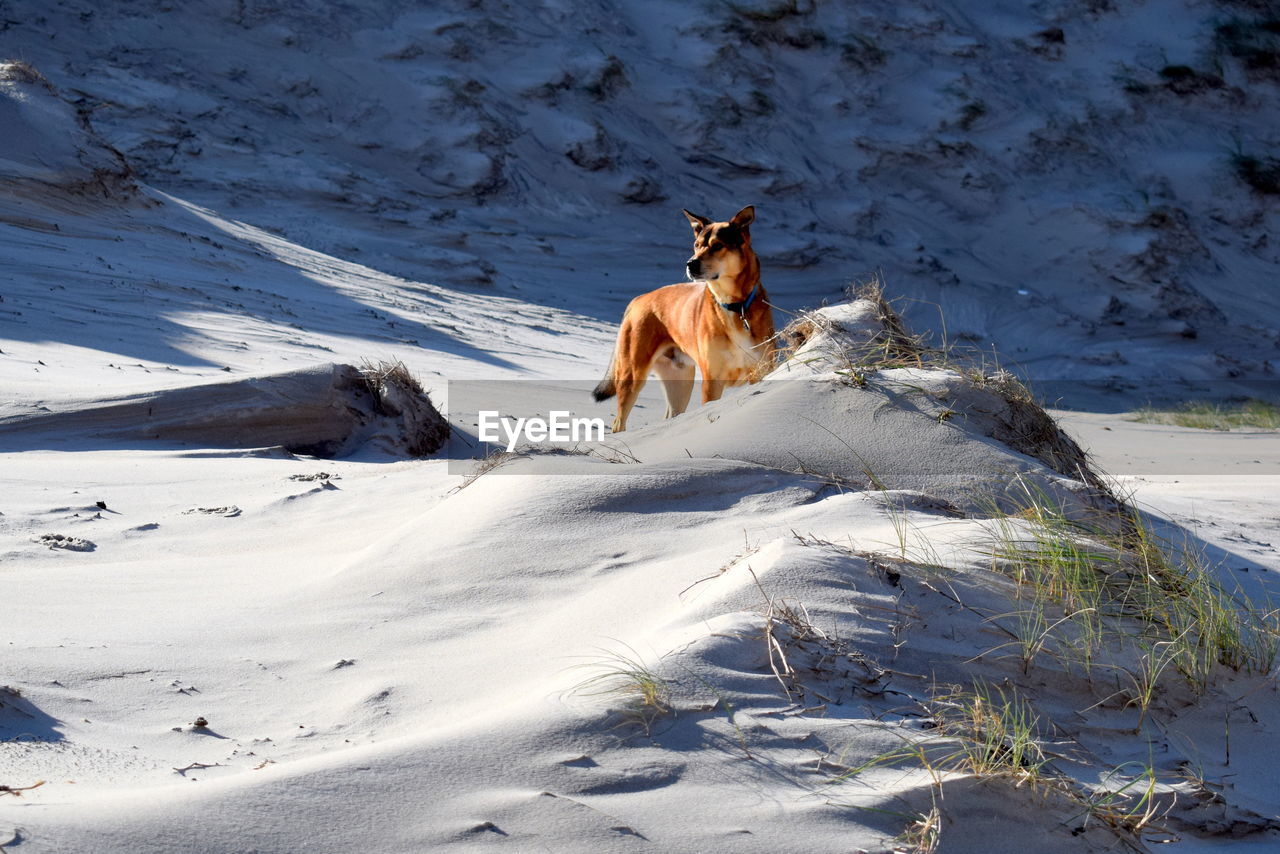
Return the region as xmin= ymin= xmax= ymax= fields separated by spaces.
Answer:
xmin=701 ymin=376 xmax=725 ymax=404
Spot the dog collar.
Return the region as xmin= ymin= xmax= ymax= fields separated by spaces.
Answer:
xmin=716 ymin=283 xmax=759 ymax=318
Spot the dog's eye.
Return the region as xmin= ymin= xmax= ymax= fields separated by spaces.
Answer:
xmin=708 ymin=241 xmax=723 ymax=252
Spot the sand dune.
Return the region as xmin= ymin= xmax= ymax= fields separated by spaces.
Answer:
xmin=3 ymin=4 xmax=1280 ymax=850
xmin=6 ymin=289 xmax=1280 ymax=851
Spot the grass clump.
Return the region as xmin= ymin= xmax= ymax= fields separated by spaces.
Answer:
xmin=1131 ymin=398 xmax=1280 ymax=429
xmin=830 ymin=680 xmax=1173 ymax=846
xmin=356 ymin=359 xmax=449 ymax=456
xmin=573 ymin=647 xmax=672 ymax=734
xmin=975 ymin=370 xmax=1107 ymax=491
xmin=775 ymin=274 xmax=924 ymax=377
xmin=357 ymin=358 xmax=423 ymax=409
xmin=982 ymin=478 xmax=1278 ymax=700
xmin=835 ymin=682 xmax=1049 ymax=789
xmin=1078 ymin=762 xmax=1167 ymax=840
xmin=933 ymin=682 xmax=1048 ymax=782
xmin=895 ymin=805 xmax=942 ymax=854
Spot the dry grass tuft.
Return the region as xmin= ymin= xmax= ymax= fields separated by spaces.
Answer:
xmin=831 ymin=678 xmax=1174 ymax=847
xmin=973 ymin=370 xmax=1108 ymax=492
xmin=772 ymin=274 xmax=924 ymax=378
xmin=358 ymin=359 xmax=423 ymax=410
xmin=749 ymin=568 xmax=885 ymax=704
xmin=356 ymin=359 xmax=449 ymax=456
xmin=851 ymin=276 xmax=922 ymax=364
xmin=895 ymin=804 xmax=942 ymax=854
xmin=834 ymin=681 xmax=1049 ymax=790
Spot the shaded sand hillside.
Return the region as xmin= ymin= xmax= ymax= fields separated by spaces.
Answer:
xmin=2 ymin=0 xmax=1279 ymax=403
xmin=5 ymin=297 xmax=1280 ymax=853
xmin=0 ymin=60 xmax=615 ymax=408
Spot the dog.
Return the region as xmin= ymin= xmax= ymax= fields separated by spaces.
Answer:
xmin=592 ymin=205 xmax=776 ymax=432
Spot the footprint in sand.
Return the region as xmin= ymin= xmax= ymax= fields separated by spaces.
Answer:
xmin=183 ymin=506 xmax=241 ymax=518
xmin=35 ymin=533 xmax=95 ymax=551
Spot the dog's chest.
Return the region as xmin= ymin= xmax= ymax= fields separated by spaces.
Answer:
xmin=715 ymin=316 xmax=768 ymax=374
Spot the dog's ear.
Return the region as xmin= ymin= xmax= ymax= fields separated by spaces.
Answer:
xmin=730 ymin=205 xmax=755 ymax=229
xmin=682 ymin=209 xmax=711 ymax=233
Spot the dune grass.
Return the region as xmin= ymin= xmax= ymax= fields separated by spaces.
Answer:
xmin=773 ymin=275 xmax=929 ymax=378
xmin=830 ymin=680 xmax=1173 ymax=847
xmin=981 ymin=478 xmax=1279 ymax=704
xmin=572 ymin=647 xmax=673 ymax=734
xmin=826 ymin=475 xmax=1276 ymax=847
xmin=357 ymin=358 xmax=423 ymax=407
xmin=932 ymin=682 xmax=1048 ymax=782
xmin=1130 ymin=399 xmax=1280 ymax=430
xmin=833 ymin=683 xmax=1048 ymax=787
xmin=1078 ymin=761 xmax=1166 ymax=840
xmin=766 ymin=289 xmax=1272 ymax=846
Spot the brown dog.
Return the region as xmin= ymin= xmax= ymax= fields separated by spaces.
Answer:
xmin=593 ymin=205 xmax=776 ymax=432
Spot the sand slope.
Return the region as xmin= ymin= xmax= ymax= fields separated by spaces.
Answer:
xmin=6 ymin=292 xmax=1280 ymax=851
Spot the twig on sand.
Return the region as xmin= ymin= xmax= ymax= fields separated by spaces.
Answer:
xmin=172 ymin=762 xmax=225 ymax=776
xmin=0 ymin=781 xmax=45 ymax=796
xmin=747 ymin=566 xmax=801 ymax=698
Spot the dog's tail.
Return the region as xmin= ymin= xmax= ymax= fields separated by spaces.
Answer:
xmin=592 ymin=357 xmax=616 ymax=402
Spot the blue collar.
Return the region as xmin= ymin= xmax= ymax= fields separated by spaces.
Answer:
xmin=717 ymin=283 xmax=759 ymax=317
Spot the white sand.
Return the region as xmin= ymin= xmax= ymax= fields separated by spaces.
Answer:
xmin=2 ymin=9 xmax=1280 ymax=850
xmin=6 ymin=282 xmax=1280 ymax=851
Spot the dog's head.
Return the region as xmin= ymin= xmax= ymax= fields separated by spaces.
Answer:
xmin=682 ymin=206 xmax=755 ymax=284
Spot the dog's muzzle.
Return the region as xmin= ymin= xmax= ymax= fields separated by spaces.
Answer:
xmin=685 ymin=257 xmax=702 ymax=280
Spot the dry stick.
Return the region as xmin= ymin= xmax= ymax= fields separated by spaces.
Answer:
xmin=764 ymin=600 xmax=796 ymax=699
xmin=747 ymin=566 xmax=801 ymax=699
xmin=679 ymin=543 xmax=761 ymax=598
xmin=679 ymin=572 xmax=723 ymax=598
xmin=0 ymin=781 xmax=45 ymax=796
xmin=172 ymin=762 xmax=225 ymax=776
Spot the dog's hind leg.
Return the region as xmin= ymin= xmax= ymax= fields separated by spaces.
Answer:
xmin=612 ymin=369 xmax=645 ymax=433
xmin=653 ymin=346 xmax=695 ymax=419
